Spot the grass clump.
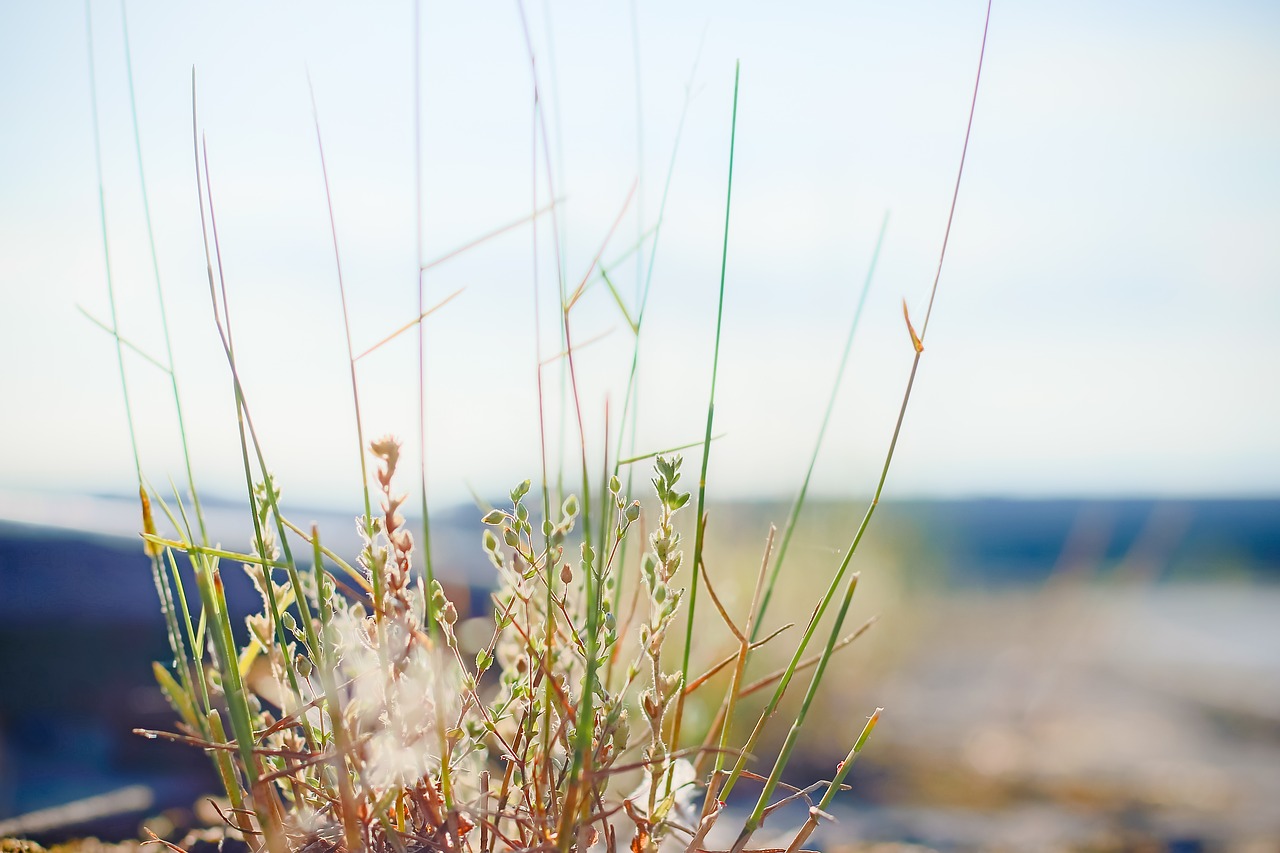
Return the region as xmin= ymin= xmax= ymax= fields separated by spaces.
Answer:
xmin=83 ymin=3 xmax=992 ymax=851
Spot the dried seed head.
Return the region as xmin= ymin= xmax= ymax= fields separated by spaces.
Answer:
xmin=369 ymin=435 xmax=401 ymax=468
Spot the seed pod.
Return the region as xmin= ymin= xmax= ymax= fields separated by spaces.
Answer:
xmin=613 ymin=710 xmax=630 ymax=751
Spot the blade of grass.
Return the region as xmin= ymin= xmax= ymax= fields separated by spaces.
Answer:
xmin=414 ymin=0 xmax=437 ymax=643
xmin=354 ymin=286 xmax=465 ymax=361
xmin=726 ymin=4 xmax=992 ymax=846
xmin=607 ymin=39 xmax=704 ymax=652
xmin=421 ymin=201 xmax=560 ymax=272
xmin=77 ymin=307 xmax=170 ymax=372
xmin=83 ymin=0 xmax=140 ymax=490
xmin=617 ymin=433 xmax=726 ymax=468
xmin=88 ymin=0 xmax=222 ymax=789
xmin=668 ymin=58 xmax=740 ymax=776
xmin=612 ymin=35 xmax=704 ymax=471
xmin=514 ymin=6 xmax=562 ymax=818
xmin=120 ymin=0 xmax=208 ymax=546
xmin=599 ymin=268 xmax=638 ymax=333
xmin=187 ymin=80 xmax=303 ymax=852
xmin=311 ymin=526 xmax=363 ymax=852
xmin=199 ymin=140 xmax=317 ymax=748
xmin=751 ymin=210 xmax=889 ymax=640
xmin=782 ymin=708 xmax=881 ymax=853
xmin=557 ymin=182 xmax=637 ymax=848
xmin=304 ymin=77 xmax=379 ymax=621
xmin=517 ymin=2 xmax=581 ymax=823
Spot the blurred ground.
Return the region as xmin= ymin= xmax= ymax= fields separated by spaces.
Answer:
xmin=2 ymin=496 xmax=1278 ymax=851
xmin=799 ymin=584 xmax=1280 ymax=851
xmin=689 ymin=501 xmax=1280 ymax=852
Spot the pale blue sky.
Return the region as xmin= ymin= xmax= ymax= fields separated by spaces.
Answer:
xmin=1 ymin=0 xmax=1278 ymax=511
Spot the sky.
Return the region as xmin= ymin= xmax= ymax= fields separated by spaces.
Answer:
xmin=1 ymin=0 xmax=1278 ymax=514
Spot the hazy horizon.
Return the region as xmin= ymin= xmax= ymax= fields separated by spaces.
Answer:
xmin=2 ymin=1 xmax=1278 ymax=508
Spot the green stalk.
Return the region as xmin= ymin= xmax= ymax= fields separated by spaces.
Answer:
xmin=207 ymin=710 xmax=248 ymax=824
xmin=550 ymin=180 xmax=637 ymax=853
xmin=669 ymin=59 xmax=740 ymax=764
xmin=515 ymin=4 xmax=569 ymax=815
xmin=538 ymin=0 xmax=572 ymax=515
xmin=87 ymin=0 xmax=218 ymax=775
xmin=191 ymin=101 xmax=318 ymax=852
xmin=140 ymin=493 xmax=197 ymax=727
xmin=720 ymin=345 xmax=920 ymax=821
xmin=412 ymin=0 xmax=438 ymax=638
xmin=120 ymin=0 xmax=208 ymax=546
xmin=83 ymin=0 xmax=140 ymax=496
xmin=817 ymin=707 xmax=881 ymax=811
xmin=198 ymin=142 xmax=314 ymax=750
xmin=555 ymin=317 xmax=597 ymax=851
xmin=149 ymin=549 xmax=197 ymax=719
xmin=751 ymin=211 xmax=889 ymax=640
xmin=782 ymin=708 xmax=881 ymax=853
xmin=608 ymin=44 xmax=702 ymax=672
xmin=725 ymin=0 xmax=992 ymax=836
xmin=200 ymin=560 xmax=272 ymax=833
xmin=311 ymin=528 xmax=363 ymax=853
xmin=305 ymin=81 xmax=379 ymax=621
xmin=166 ymin=548 xmax=213 ymax=723
xmin=627 ymin=0 xmax=645 ymax=533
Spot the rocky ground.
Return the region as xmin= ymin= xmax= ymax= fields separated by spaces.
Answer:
xmin=773 ymin=583 xmax=1280 ymax=852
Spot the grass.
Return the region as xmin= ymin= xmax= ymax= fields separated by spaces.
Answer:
xmin=82 ymin=2 xmax=992 ymax=851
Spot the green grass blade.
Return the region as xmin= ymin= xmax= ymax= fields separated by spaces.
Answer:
xmin=120 ymin=0 xmax=208 ymax=545
xmin=311 ymin=527 xmax=363 ymax=852
xmin=599 ymin=268 xmax=639 ymax=333
xmin=76 ymin=307 xmax=171 ymax=373
xmin=751 ymin=210 xmax=889 ymax=640
xmin=608 ymin=40 xmax=704 ymax=658
xmin=669 ymin=59 xmax=740 ymax=765
xmin=726 ymin=3 xmax=991 ymax=839
xmin=411 ymin=0 xmax=438 ymax=639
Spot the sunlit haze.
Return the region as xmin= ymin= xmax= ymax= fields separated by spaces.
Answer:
xmin=2 ymin=1 xmax=1278 ymax=512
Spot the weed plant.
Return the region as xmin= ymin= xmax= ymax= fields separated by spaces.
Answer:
xmin=84 ymin=2 xmax=991 ymax=851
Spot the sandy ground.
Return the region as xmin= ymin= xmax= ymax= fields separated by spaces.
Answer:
xmin=732 ymin=583 xmax=1280 ymax=852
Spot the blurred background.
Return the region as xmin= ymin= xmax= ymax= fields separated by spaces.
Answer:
xmin=1 ymin=1 xmax=1278 ymax=850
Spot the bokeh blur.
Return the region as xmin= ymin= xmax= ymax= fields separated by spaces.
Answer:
xmin=2 ymin=1 xmax=1278 ymax=850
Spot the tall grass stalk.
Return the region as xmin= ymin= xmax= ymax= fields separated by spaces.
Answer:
xmin=668 ymin=60 xmax=740 ymax=776
xmin=750 ymin=210 xmax=889 ymax=641
xmin=412 ymin=0 xmax=438 ymax=639
xmin=120 ymin=0 xmax=208 ymax=545
xmin=726 ymin=3 xmax=993 ymax=848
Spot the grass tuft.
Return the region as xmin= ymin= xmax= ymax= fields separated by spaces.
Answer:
xmin=84 ymin=2 xmax=993 ymax=850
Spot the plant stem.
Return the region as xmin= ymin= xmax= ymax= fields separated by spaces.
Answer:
xmin=752 ymin=210 xmax=889 ymax=640
xmin=669 ymin=58 xmax=740 ymax=771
